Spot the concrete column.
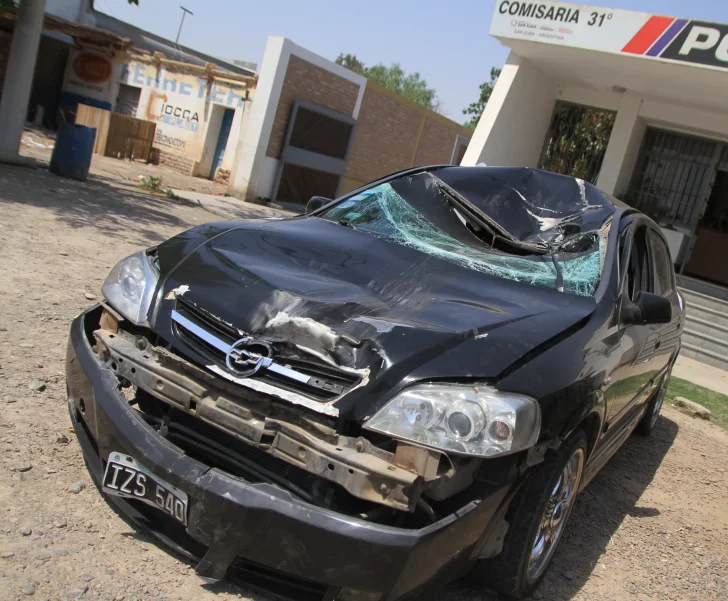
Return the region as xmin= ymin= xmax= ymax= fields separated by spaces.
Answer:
xmin=0 ymin=0 xmax=47 ymax=167
xmin=228 ymin=37 xmax=289 ymax=201
xmin=461 ymin=51 xmax=557 ymax=168
xmin=596 ymin=94 xmax=644 ymax=197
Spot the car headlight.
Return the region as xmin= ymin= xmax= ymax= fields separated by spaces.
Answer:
xmin=102 ymin=251 xmax=159 ymax=326
xmin=364 ymin=383 xmax=540 ymax=457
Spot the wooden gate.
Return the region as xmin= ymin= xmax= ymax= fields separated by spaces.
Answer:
xmin=76 ymin=104 xmax=156 ymax=162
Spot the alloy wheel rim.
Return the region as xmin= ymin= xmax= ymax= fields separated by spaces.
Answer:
xmin=527 ymin=447 xmax=585 ymax=582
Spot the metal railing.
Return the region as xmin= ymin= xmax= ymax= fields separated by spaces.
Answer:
xmin=627 ymin=128 xmax=718 ymax=229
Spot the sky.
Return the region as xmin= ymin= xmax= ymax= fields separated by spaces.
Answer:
xmin=96 ymin=0 xmax=728 ymax=123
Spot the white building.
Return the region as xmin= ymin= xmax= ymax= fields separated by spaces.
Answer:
xmin=464 ymin=1 xmax=728 ymax=295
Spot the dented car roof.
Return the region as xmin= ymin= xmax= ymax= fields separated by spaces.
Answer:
xmin=434 ymin=166 xmax=623 ymax=244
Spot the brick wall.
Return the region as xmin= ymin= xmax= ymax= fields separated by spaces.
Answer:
xmin=0 ymin=30 xmax=12 ymax=99
xmin=158 ymin=149 xmax=196 ymax=175
xmin=415 ymin=117 xmax=463 ymax=166
xmin=342 ymin=82 xmax=471 ymax=191
xmin=343 ymin=84 xmax=423 ymax=186
xmin=266 ymin=55 xmax=360 ymax=159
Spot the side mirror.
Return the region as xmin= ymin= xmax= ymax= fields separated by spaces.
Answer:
xmin=305 ymin=196 xmax=331 ymax=214
xmin=622 ymin=291 xmax=672 ymax=325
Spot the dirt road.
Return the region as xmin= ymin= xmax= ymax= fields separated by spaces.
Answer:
xmin=1 ymin=160 xmax=727 ymax=601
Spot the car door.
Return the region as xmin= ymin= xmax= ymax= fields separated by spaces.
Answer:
xmin=646 ymin=228 xmax=684 ymax=375
xmin=603 ymin=223 xmax=658 ymax=428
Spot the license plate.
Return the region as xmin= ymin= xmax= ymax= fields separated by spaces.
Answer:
xmin=103 ymin=452 xmax=188 ymax=526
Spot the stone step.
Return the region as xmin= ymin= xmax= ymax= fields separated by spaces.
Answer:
xmin=680 ymin=343 xmax=728 ymax=372
xmin=684 ymin=314 xmax=728 ymax=341
xmin=684 ymin=301 xmax=728 ymax=330
xmin=679 ymin=287 xmax=728 ymax=315
xmin=681 ymin=329 xmax=728 ymax=359
xmin=676 ymin=275 xmax=728 ymax=302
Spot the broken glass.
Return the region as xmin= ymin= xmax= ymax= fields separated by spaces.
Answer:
xmin=321 ymin=174 xmax=609 ymax=297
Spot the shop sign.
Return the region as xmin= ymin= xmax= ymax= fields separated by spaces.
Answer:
xmin=490 ymin=1 xmax=728 ymax=71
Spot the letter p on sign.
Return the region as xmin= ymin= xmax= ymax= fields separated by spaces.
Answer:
xmin=679 ymin=26 xmax=720 ymax=55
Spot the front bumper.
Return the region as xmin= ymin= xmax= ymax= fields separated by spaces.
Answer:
xmin=66 ymin=307 xmax=515 ymax=600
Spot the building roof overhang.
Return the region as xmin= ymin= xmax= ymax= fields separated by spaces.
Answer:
xmin=0 ymin=6 xmax=131 ymax=51
xmin=491 ymin=2 xmax=728 ymax=114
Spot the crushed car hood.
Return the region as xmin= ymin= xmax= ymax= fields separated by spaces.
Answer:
xmin=154 ymin=217 xmax=597 ymax=419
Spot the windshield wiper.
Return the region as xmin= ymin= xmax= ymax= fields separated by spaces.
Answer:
xmin=548 ymin=244 xmax=565 ymax=293
xmin=432 ymin=181 xmax=498 ymax=242
xmin=431 ymin=175 xmax=550 ymax=256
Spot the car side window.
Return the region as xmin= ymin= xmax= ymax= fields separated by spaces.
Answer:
xmin=626 ymin=227 xmax=652 ymax=302
xmin=647 ymin=230 xmax=675 ymax=296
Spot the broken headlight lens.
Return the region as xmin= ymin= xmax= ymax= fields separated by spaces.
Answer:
xmin=364 ymin=384 xmax=540 ymax=457
xmin=102 ymin=251 xmax=159 ymax=327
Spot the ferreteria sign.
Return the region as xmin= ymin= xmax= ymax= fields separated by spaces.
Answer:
xmin=491 ymin=1 xmax=728 ymax=71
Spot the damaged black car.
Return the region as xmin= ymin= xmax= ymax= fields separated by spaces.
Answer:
xmin=66 ymin=166 xmax=683 ymax=600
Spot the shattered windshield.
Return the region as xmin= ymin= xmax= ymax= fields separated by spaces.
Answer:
xmin=319 ymin=172 xmax=611 ymax=297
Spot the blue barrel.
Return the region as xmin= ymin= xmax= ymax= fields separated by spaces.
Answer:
xmin=49 ymin=123 xmax=96 ymax=181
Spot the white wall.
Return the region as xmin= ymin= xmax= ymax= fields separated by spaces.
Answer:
xmin=596 ymin=93 xmax=644 ymax=196
xmin=461 ymin=52 xmax=556 ymax=168
xmin=228 ymin=37 xmax=288 ymax=201
xmin=596 ymin=91 xmax=728 ymax=196
xmin=639 ymin=100 xmax=728 ymax=142
xmin=557 ymin=85 xmax=622 ymax=112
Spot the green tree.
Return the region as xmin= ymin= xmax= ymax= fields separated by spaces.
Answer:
xmin=462 ymin=67 xmax=501 ymax=129
xmin=335 ymin=53 xmax=441 ymax=113
xmin=539 ymin=104 xmax=616 ymax=184
xmin=335 ymin=53 xmax=365 ymax=74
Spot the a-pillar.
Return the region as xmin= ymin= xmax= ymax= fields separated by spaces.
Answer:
xmin=0 ymin=0 xmax=47 ymax=167
xmin=596 ymin=93 xmax=645 ymax=197
xmin=461 ymin=51 xmax=557 ymax=168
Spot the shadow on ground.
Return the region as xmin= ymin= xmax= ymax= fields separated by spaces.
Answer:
xmin=0 ymin=164 xmax=192 ymax=240
xmin=86 ymin=411 xmax=678 ymax=601
xmin=0 ymin=164 xmax=281 ymax=245
xmin=442 ymin=414 xmax=679 ymax=600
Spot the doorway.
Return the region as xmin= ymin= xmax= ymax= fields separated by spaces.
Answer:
xmin=686 ymin=170 xmax=728 ymax=286
xmin=115 ymin=83 xmax=141 ymax=117
xmin=209 ymin=108 xmax=235 ymax=180
xmin=271 ymin=100 xmax=355 ymax=205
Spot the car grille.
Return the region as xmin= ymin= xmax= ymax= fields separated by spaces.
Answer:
xmin=136 ymin=402 xmax=321 ymax=503
xmin=171 ymin=298 xmax=361 ymax=402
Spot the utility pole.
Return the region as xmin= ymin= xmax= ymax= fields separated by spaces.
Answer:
xmin=175 ymin=6 xmax=193 ymax=45
xmin=0 ymin=0 xmax=47 ymax=167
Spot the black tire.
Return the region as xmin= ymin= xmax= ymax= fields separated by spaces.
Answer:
xmin=635 ymin=369 xmax=670 ymax=436
xmin=475 ymin=430 xmax=587 ymax=599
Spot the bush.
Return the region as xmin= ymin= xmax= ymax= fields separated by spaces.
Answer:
xmin=138 ymin=176 xmax=163 ymax=193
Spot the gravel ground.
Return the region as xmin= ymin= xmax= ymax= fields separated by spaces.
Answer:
xmin=0 ymin=155 xmax=727 ymax=601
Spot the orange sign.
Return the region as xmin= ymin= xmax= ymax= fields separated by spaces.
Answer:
xmin=72 ymin=52 xmax=112 ymax=84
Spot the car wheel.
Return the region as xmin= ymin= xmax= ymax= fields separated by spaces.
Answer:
xmin=476 ymin=431 xmax=586 ymax=599
xmin=635 ymin=369 xmax=670 ymax=436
